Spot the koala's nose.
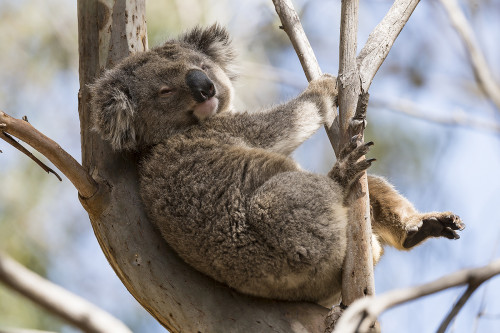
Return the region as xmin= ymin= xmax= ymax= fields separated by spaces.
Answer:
xmin=185 ymin=69 xmax=216 ymax=103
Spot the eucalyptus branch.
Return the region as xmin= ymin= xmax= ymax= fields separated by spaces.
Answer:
xmin=1 ymin=131 xmax=62 ymax=181
xmin=438 ymin=0 xmax=500 ymax=111
xmin=271 ymin=0 xmax=322 ymax=81
xmin=334 ymin=259 xmax=500 ymax=333
xmin=357 ymin=0 xmax=420 ymax=92
xmin=0 ymin=252 xmax=132 ymax=333
xmin=337 ymin=0 xmax=375 ymax=312
xmin=0 ymin=111 xmax=97 ymax=199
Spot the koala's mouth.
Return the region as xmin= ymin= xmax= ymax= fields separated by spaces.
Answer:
xmin=192 ymin=97 xmax=219 ymax=121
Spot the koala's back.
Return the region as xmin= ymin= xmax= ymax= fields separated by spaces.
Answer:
xmin=139 ymin=126 xmax=346 ymax=304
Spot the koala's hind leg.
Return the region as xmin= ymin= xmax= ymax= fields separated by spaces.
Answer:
xmin=402 ymin=212 xmax=465 ymax=249
xmin=368 ymin=176 xmax=465 ymax=250
xmin=246 ymin=171 xmax=349 ymax=302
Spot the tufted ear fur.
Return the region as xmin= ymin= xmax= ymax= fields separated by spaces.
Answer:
xmin=89 ymin=70 xmax=138 ymax=151
xmin=179 ymin=24 xmax=238 ymax=80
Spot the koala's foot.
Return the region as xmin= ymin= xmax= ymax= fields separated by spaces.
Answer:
xmin=403 ymin=213 xmax=465 ymax=249
xmin=329 ymin=135 xmax=375 ymax=192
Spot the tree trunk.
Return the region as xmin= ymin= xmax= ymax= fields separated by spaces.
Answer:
xmin=77 ymin=1 xmax=328 ymax=332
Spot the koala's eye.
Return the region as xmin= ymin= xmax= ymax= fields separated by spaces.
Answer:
xmin=201 ymin=64 xmax=209 ymax=71
xmin=159 ymin=86 xmax=174 ymax=96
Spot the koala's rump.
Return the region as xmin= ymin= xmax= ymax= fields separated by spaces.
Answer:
xmin=139 ymin=133 xmax=348 ymax=304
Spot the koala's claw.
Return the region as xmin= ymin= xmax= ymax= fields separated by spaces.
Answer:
xmin=329 ymin=139 xmax=374 ymax=191
xmin=403 ymin=213 xmax=465 ymax=249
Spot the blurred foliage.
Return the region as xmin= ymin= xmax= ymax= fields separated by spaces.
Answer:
xmin=0 ymin=0 xmax=499 ymax=332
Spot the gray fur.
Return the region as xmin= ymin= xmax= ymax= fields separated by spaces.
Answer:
xmin=90 ymin=25 xmax=465 ymax=306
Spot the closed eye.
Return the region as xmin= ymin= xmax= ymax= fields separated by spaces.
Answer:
xmin=159 ymin=86 xmax=175 ymax=96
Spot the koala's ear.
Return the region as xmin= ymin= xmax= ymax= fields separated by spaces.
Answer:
xmin=180 ymin=24 xmax=238 ymax=80
xmin=89 ymin=70 xmax=138 ymax=151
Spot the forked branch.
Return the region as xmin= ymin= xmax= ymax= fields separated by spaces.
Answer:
xmin=1 ymin=131 xmax=62 ymax=181
xmin=334 ymin=259 xmax=500 ymax=333
xmin=0 ymin=111 xmax=98 ymax=199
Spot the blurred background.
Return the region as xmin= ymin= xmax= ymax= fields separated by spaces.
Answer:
xmin=0 ymin=0 xmax=499 ymax=332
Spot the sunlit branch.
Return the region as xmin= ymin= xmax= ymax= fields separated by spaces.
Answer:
xmin=1 ymin=131 xmax=62 ymax=181
xmin=0 ymin=111 xmax=98 ymax=198
xmin=357 ymin=0 xmax=420 ymax=92
xmin=0 ymin=252 xmax=132 ymax=333
xmin=271 ymin=0 xmax=322 ymax=82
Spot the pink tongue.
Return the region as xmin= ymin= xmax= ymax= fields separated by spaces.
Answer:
xmin=193 ymin=98 xmax=219 ymax=120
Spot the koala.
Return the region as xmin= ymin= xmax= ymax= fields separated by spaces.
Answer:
xmin=90 ymin=24 xmax=465 ymax=306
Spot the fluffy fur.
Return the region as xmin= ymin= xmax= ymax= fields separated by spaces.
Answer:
xmin=90 ymin=24 xmax=465 ymax=306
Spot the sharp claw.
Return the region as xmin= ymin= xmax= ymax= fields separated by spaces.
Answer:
xmin=350 ymin=134 xmax=361 ymax=143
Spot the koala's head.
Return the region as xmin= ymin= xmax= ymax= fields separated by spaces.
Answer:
xmin=90 ymin=24 xmax=237 ymax=151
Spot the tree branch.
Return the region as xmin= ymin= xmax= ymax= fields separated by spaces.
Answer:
xmin=437 ymin=282 xmax=480 ymax=333
xmin=357 ymin=0 xmax=420 ymax=92
xmin=438 ymin=0 xmax=500 ymax=111
xmin=334 ymin=259 xmax=500 ymax=333
xmin=0 ymin=252 xmax=132 ymax=333
xmin=272 ymin=0 xmax=345 ymax=158
xmin=370 ymin=98 xmax=500 ymax=134
xmin=337 ymin=0 xmax=375 ymax=310
xmin=271 ymin=0 xmax=322 ymax=81
xmin=1 ymin=131 xmax=62 ymax=181
xmin=0 ymin=111 xmax=97 ymax=199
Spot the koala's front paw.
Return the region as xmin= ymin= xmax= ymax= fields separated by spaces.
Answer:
xmin=403 ymin=213 xmax=465 ymax=249
xmin=328 ymin=135 xmax=375 ymax=191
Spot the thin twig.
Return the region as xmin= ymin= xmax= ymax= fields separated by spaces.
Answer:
xmin=437 ymin=283 xmax=480 ymax=333
xmin=0 ymin=111 xmax=98 ymax=198
xmin=334 ymin=259 xmax=500 ymax=333
xmin=1 ymin=132 xmax=62 ymax=181
xmin=0 ymin=252 xmax=132 ymax=333
xmin=438 ymin=0 xmax=500 ymax=111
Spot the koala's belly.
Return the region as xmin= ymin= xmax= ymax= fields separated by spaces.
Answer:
xmin=138 ymin=140 xmax=348 ymax=304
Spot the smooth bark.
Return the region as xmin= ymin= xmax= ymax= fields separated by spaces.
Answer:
xmin=77 ymin=1 xmax=328 ymax=332
xmin=0 ymin=252 xmax=132 ymax=333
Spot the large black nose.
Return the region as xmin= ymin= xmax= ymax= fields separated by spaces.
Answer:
xmin=185 ymin=69 xmax=216 ymax=102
